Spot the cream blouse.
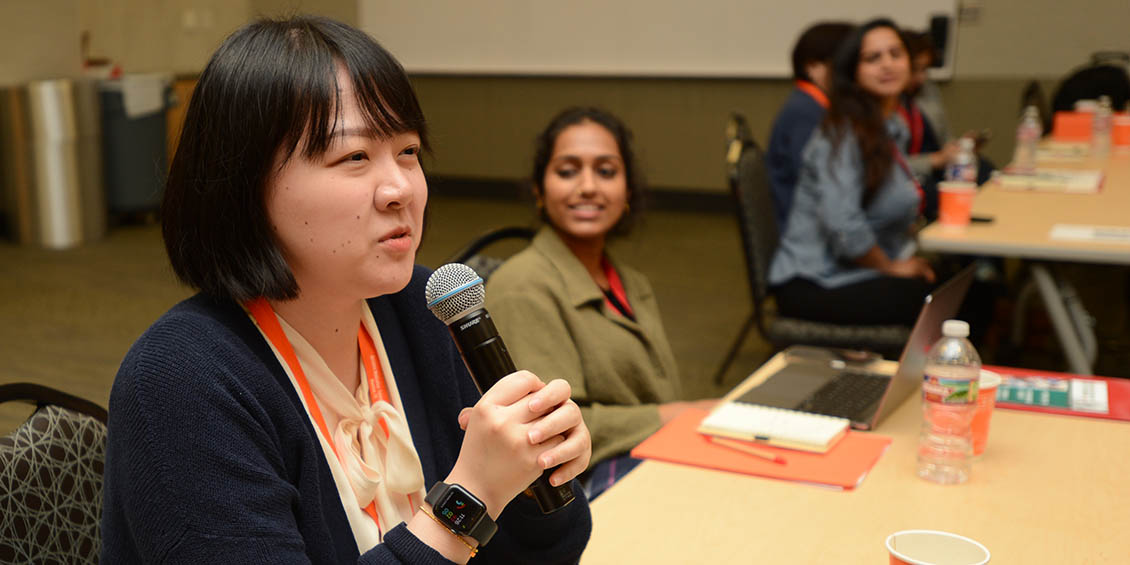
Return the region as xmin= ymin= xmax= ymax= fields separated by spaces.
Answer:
xmin=250 ymin=304 xmax=427 ymax=553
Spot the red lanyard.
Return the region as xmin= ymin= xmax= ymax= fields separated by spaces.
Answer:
xmin=891 ymin=142 xmax=926 ymax=215
xmin=795 ymin=80 xmax=829 ymax=109
xmin=897 ymin=102 xmax=925 ymax=155
xmin=601 ymin=258 xmax=634 ymax=318
xmin=246 ymin=297 xmax=389 ymax=527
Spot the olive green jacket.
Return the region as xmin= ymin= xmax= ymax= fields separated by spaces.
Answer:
xmin=485 ymin=227 xmax=682 ymax=467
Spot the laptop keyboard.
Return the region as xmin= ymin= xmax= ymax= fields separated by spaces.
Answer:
xmin=798 ymin=370 xmax=891 ymax=421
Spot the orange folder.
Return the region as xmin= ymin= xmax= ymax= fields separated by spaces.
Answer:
xmin=631 ymin=408 xmax=892 ymax=490
xmin=1052 ymin=111 xmax=1093 ymax=142
xmin=1113 ymin=115 xmax=1130 ymax=147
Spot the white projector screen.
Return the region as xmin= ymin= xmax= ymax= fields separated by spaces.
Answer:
xmin=359 ymin=0 xmax=958 ymax=78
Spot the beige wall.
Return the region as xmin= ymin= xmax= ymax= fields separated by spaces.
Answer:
xmin=954 ymin=0 xmax=1130 ymax=79
xmin=77 ymin=0 xmax=354 ymax=76
xmin=412 ymin=0 xmax=1130 ymax=192
xmin=69 ymin=0 xmax=1130 ymax=80
xmin=79 ymin=0 xmax=250 ymax=76
xmin=0 ymin=1 xmax=81 ymax=86
xmin=412 ymin=76 xmax=1049 ymax=193
xmin=59 ymin=0 xmax=1130 ymax=192
xmin=412 ymin=76 xmax=793 ymax=192
xmin=250 ymin=0 xmax=356 ymax=26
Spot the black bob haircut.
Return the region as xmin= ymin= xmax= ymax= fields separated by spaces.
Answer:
xmin=530 ymin=106 xmax=645 ymax=236
xmin=162 ymin=16 xmax=428 ymax=303
xmin=791 ymin=22 xmax=855 ymax=82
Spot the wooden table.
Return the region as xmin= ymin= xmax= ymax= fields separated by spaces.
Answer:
xmin=918 ymin=151 xmax=1130 ymax=374
xmin=582 ymin=356 xmax=1130 ymax=563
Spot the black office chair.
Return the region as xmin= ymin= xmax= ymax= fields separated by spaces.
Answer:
xmin=1051 ymin=63 xmax=1130 ymax=114
xmin=1019 ymin=80 xmax=1053 ymax=136
xmin=444 ymin=226 xmax=536 ymax=282
xmin=1090 ymin=51 xmax=1130 ymax=68
xmin=712 ymin=114 xmax=911 ymax=385
xmin=0 ymin=382 xmax=108 ymax=563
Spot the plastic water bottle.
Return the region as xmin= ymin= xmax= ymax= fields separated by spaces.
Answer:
xmin=917 ymin=320 xmax=981 ymax=484
xmin=1012 ymin=105 xmax=1042 ymax=173
xmin=945 ymin=137 xmax=977 ymax=182
xmin=1093 ymin=95 xmax=1113 ymax=156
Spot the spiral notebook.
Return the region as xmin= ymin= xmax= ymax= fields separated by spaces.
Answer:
xmin=698 ymin=401 xmax=849 ymax=453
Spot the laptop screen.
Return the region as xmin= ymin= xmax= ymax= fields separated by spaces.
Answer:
xmin=869 ymin=264 xmax=978 ymax=426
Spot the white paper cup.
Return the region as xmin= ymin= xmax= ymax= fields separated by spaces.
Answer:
xmin=886 ymin=530 xmax=990 ymax=565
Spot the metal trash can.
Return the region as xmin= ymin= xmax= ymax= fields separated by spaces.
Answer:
xmin=0 ymin=79 xmax=105 ymax=249
xmin=98 ymin=73 xmax=172 ymax=217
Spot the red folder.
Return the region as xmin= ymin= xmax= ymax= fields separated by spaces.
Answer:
xmin=630 ymin=409 xmax=892 ymax=490
xmin=1052 ymin=111 xmax=1093 ymax=141
xmin=986 ymin=365 xmax=1130 ymax=422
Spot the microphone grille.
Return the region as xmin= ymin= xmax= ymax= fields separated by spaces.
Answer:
xmin=425 ymin=263 xmax=486 ymax=324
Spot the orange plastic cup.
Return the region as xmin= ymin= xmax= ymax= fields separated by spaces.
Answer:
xmin=886 ymin=530 xmax=991 ymax=565
xmin=972 ymin=370 xmax=1002 ymax=457
xmin=938 ymin=182 xmax=976 ymax=228
xmin=1112 ymin=115 xmax=1130 ymax=147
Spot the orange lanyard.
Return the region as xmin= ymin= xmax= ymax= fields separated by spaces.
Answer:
xmin=795 ymin=79 xmax=829 ymax=109
xmin=246 ymin=297 xmax=390 ymax=527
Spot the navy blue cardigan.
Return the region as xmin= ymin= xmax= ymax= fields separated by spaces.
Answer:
xmin=766 ymin=86 xmax=828 ymax=231
xmin=101 ymin=266 xmax=592 ymax=563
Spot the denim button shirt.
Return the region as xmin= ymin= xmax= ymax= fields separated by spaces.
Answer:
xmin=768 ymin=116 xmax=920 ymax=289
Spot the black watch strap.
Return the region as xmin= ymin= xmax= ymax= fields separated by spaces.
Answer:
xmin=425 ymin=481 xmax=498 ymax=546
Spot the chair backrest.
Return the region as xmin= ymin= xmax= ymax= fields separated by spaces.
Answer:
xmin=726 ymin=114 xmax=779 ymax=326
xmin=1091 ymin=51 xmax=1130 ymax=68
xmin=1051 ymin=64 xmax=1130 ymax=114
xmin=1020 ymin=80 xmax=1053 ymax=136
xmin=445 ymin=226 xmax=537 ymax=282
xmin=0 ymin=383 xmax=107 ymax=564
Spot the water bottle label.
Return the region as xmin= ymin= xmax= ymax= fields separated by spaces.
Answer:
xmin=923 ymin=374 xmax=979 ymax=405
xmin=946 ymin=164 xmax=976 ymax=183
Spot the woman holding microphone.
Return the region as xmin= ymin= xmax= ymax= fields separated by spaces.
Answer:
xmin=100 ymin=16 xmax=591 ymax=564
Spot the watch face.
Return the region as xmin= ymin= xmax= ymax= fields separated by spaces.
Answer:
xmin=436 ymin=486 xmax=485 ymax=534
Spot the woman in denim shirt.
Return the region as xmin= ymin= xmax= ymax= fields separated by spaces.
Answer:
xmin=769 ymin=19 xmax=937 ymax=326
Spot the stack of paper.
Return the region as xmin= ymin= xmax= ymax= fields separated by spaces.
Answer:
xmin=994 ymin=169 xmax=1103 ymax=193
xmin=1035 ymin=142 xmax=1090 ymax=161
xmin=1049 ymin=224 xmax=1130 ymax=244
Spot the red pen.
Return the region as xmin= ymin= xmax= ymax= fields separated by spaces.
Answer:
xmin=710 ymin=436 xmax=787 ymax=464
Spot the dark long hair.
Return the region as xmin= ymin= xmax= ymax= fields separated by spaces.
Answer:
xmin=162 ymin=16 xmax=428 ymax=302
xmin=531 ymin=106 xmax=645 ymax=235
xmin=822 ymin=18 xmax=905 ymax=202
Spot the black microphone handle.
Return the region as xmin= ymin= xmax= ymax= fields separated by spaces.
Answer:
xmin=447 ymin=308 xmax=576 ymax=514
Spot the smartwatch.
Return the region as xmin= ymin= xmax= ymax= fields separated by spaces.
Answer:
xmin=425 ymin=482 xmax=498 ymax=547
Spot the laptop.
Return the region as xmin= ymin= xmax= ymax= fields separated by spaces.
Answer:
xmin=734 ymin=264 xmax=976 ymax=431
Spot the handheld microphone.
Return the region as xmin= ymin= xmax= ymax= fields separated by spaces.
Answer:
xmin=425 ymin=263 xmax=576 ymax=514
